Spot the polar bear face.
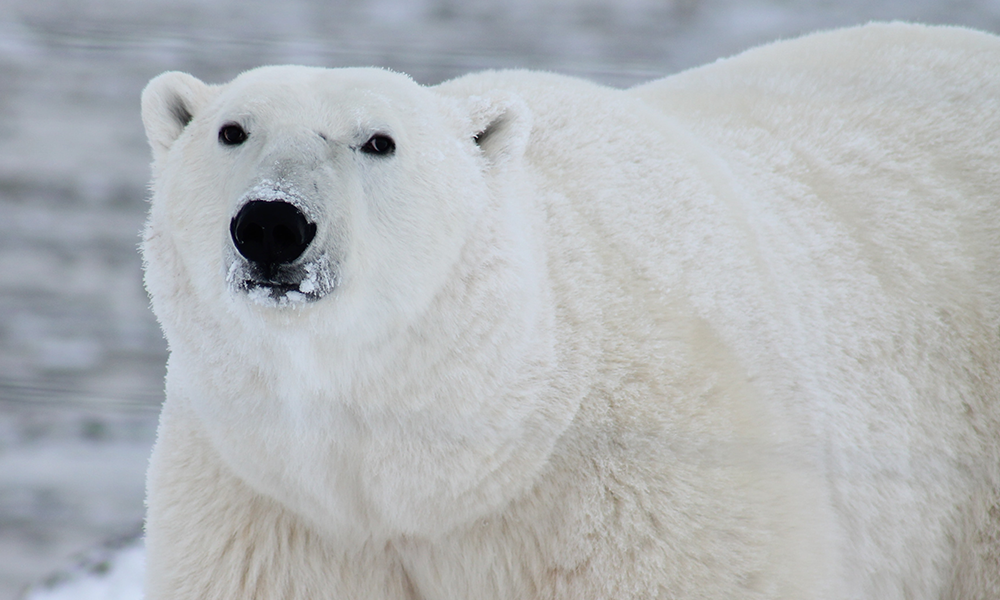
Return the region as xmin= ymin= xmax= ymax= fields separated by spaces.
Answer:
xmin=141 ymin=66 xmax=529 ymax=346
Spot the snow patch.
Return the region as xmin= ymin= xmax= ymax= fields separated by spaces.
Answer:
xmin=22 ymin=539 xmax=144 ymax=600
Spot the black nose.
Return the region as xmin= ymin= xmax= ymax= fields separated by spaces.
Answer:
xmin=230 ymin=200 xmax=317 ymax=265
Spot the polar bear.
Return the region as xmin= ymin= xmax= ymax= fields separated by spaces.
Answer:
xmin=140 ymin=23 xmax=1000 ymax=600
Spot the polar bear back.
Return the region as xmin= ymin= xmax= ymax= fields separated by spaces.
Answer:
xmin=635 ymin=23 xmax=1000 ymax=596
xmin=629 ymin=22 xmax=1000 ymax=440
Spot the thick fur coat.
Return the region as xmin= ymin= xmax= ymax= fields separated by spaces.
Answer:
xmin=140 ymin=23 xmax=1000 ymax=599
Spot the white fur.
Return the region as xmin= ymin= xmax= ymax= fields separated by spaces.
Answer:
xmin=140 ymin=23 xmax=1000 ymax=599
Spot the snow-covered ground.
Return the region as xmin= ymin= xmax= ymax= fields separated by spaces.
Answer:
xmin=20 ymin=532 xmax=143 ymax=600
xmin=3 ymin=0 xmax=1000 ymax=598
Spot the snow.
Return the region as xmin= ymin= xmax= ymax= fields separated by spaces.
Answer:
xmin=2 ymin=0 xmax=999 ymax=598
xmin=21 ymin=537 xmax=144 ymax=600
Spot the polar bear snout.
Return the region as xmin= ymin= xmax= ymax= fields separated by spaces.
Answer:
xmin=230 ymin=200 xmax=317 ymax=266
xmin=225 ymin=195 xmax=337 ymax=308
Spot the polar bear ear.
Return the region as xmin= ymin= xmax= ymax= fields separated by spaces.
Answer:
xmin=141 ymin=71 xmax=216 ymax=163
xmin=466 ymin=92 xmax=533 ymax=168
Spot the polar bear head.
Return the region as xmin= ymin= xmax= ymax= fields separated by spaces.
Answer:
xmin=141 ymin=66 xmax=532 ymax=347
xmin=140 ymin=68 xmax=565 ymax=537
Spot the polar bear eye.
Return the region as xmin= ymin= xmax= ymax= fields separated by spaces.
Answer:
xmin=219 ymin=123 xmax=248 ymax=146
xmin=360 ymin=134 xmax=395 ymax=156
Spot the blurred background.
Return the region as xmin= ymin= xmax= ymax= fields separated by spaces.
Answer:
xmin=1 ymin=0 xmax=999 ymax=597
